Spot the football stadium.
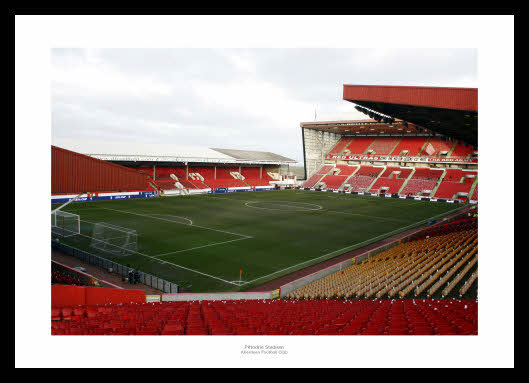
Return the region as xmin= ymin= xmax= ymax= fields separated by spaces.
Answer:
xmin=51 ymin=84 xmax=479 ymax=336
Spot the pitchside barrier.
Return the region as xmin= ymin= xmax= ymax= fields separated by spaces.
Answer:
xmin=208 ymin=187 xmax=275 ymax=194
xmin=52 ymin=240 xmax=180 ymax=293
xmin=159 ymin=186 xmax=276 ymax=197
xmin=161 ymin=291 xmax=274 ymax=301
xmin=299 ymin=188 xmax=468 ymax=204
xmin=51 ymin=190 xmax=158 ymax=204
xmin=52 ymin=188 xmax=277 ymax=202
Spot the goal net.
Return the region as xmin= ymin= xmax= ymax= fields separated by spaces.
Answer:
xmin=90 ymin=222 xmax=138 ymax=256
xmin=51 ymin=211 xmax=80 ymax=238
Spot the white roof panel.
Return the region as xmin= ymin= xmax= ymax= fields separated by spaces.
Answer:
xmin=52 ymin=138 xmax=234 ymax=159
xmin=51 ymin=138 xmax=294 ymax=164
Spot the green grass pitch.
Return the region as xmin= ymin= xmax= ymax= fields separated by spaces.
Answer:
xmin=52 ymin=190 xmax=465 ymax=292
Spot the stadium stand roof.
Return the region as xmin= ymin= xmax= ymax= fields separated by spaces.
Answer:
xmin=211 ymin=148 xmax=296 ymax=163
xmin=52 ymin=138 xmax=296 ymax=165
xmin=300 ymin=119 xmax=412 ymax=135
xmin=342 ymin=85 xmax=478 ymax=147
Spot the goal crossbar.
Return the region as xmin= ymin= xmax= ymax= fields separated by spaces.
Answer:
xmin=51 ymin=210 xmax=80 ymax=238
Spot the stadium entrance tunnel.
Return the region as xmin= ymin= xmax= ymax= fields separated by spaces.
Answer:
xmin=244 ymin=201 xmax=323 ymax=212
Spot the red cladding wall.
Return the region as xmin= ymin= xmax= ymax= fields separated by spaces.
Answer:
xmin=51 ymin=146 xmax=149 ymax=194
xmin=51 ymin=285 xmax=145 ymax=307
xmin=343 ymin=85 xmax=478 ymax=111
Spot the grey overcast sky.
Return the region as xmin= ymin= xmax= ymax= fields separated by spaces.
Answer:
xmin=51 ymin=48 xmax=477 ymax=164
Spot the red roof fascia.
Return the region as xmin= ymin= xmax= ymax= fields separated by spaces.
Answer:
xmin=343 ymin=85 xmax=477 ymax=112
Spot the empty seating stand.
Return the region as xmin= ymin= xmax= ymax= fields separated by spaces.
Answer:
xmin=193 ymin=167 xmax=247 ymax=189
xmin=366 ymin=137 xmax=399 ymax=155
xmin=369 ymin=166 xmax=413 ymax=194
xmin=470 ymin=186 xmax=478 ymax=201
xmin=451 ymin=142 xmax=476 ymax=158
xmin=320 ymin=175 xmax=348 ymax=190
xmin=411 ymin=168 xmax=444 ymax=181
xmin=422 ymin=138 xmax=453 ymax=156
xmin=240 ymin=167 xmax=273 ymax=187
xmin=434 ymin=182 xmax=472 ymax=200
xmin=346 ymin=176 xmax=376 ymax=192
xmin=51 ymin=298 xmax=477 ymax=335
xmin=344 ymin=166 xmax=383 ymax=192
xmin=400 ymin=179 xmax=437 ymax=196
xmin=153 ymin=181 xmax=180 ymax=191
xmin=369 ymin=178 xmax=404 ymax=194
xmin=286 ymin=220 xmax=477 ymax=304
xmin=303 ymin=165 xmax=333 ymax=188
xmin=390 ymin=137 xmax=427 ymax=156
xmin=328 ymin=138 xmax=353 ymax=155
xmin=443 ymin=169 xmax=477 ymax=183
xmin=379 ymin=166 xmax=413 ymax=179
xmin=343 ymin=137 xmax=375 ymax=155
xmin=334 ymin=165 xmax=357 ymax=176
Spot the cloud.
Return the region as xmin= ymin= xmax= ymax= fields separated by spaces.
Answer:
xmin=52 ymin=48 xmax=477 ymax=164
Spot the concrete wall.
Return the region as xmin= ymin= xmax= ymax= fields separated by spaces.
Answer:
xmin=303 ymin=128 xmax=341 ymax=179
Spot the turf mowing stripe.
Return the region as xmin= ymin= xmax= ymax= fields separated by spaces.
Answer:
xmin=325 ymin=210 xmax=408 ymax=223
xmin=152 ymin=237 xmax=252 ymax=257
xmin=210 ymin=193 xmax=417 ymax=220
xmin=65 ymin=231 xmax=241 ymax=286
xmin=244 ymin=201 xmax=323 ymax=212
xmin=97 ymin=207 xmax=253 ymax=239
xmin=241 ymin=205 xmax=466 ymax=286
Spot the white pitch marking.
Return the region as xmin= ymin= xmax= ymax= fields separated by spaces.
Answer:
xmin=97 ymin=207 xmax=252 ymax=239
xmin=63 ymin=232 xmax=240 ymax=286
xmin=153 ymin=237 xmax=251 ymax=257
xmin=148 ymin=214 xmax=193 ymax=226
xmin=242 ymin=205 xmax=466 ymax=285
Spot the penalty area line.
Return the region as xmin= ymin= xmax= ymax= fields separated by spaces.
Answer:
xmin=152 ymin=237 xmax=252 ymax=257
xmin=97 ymin=207 xmax=252 ymax=239
xmin=60 ymin=231 xmax=241 ymax=286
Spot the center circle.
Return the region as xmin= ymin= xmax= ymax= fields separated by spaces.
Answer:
xmin=244 ymin=201 xmax=323 ymax=212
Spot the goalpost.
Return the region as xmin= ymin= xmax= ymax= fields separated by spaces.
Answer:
xmin=90 ymin=222 xmax=138 ymax=256
xmin=51 ymin=210 xmax=80 ymax=238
